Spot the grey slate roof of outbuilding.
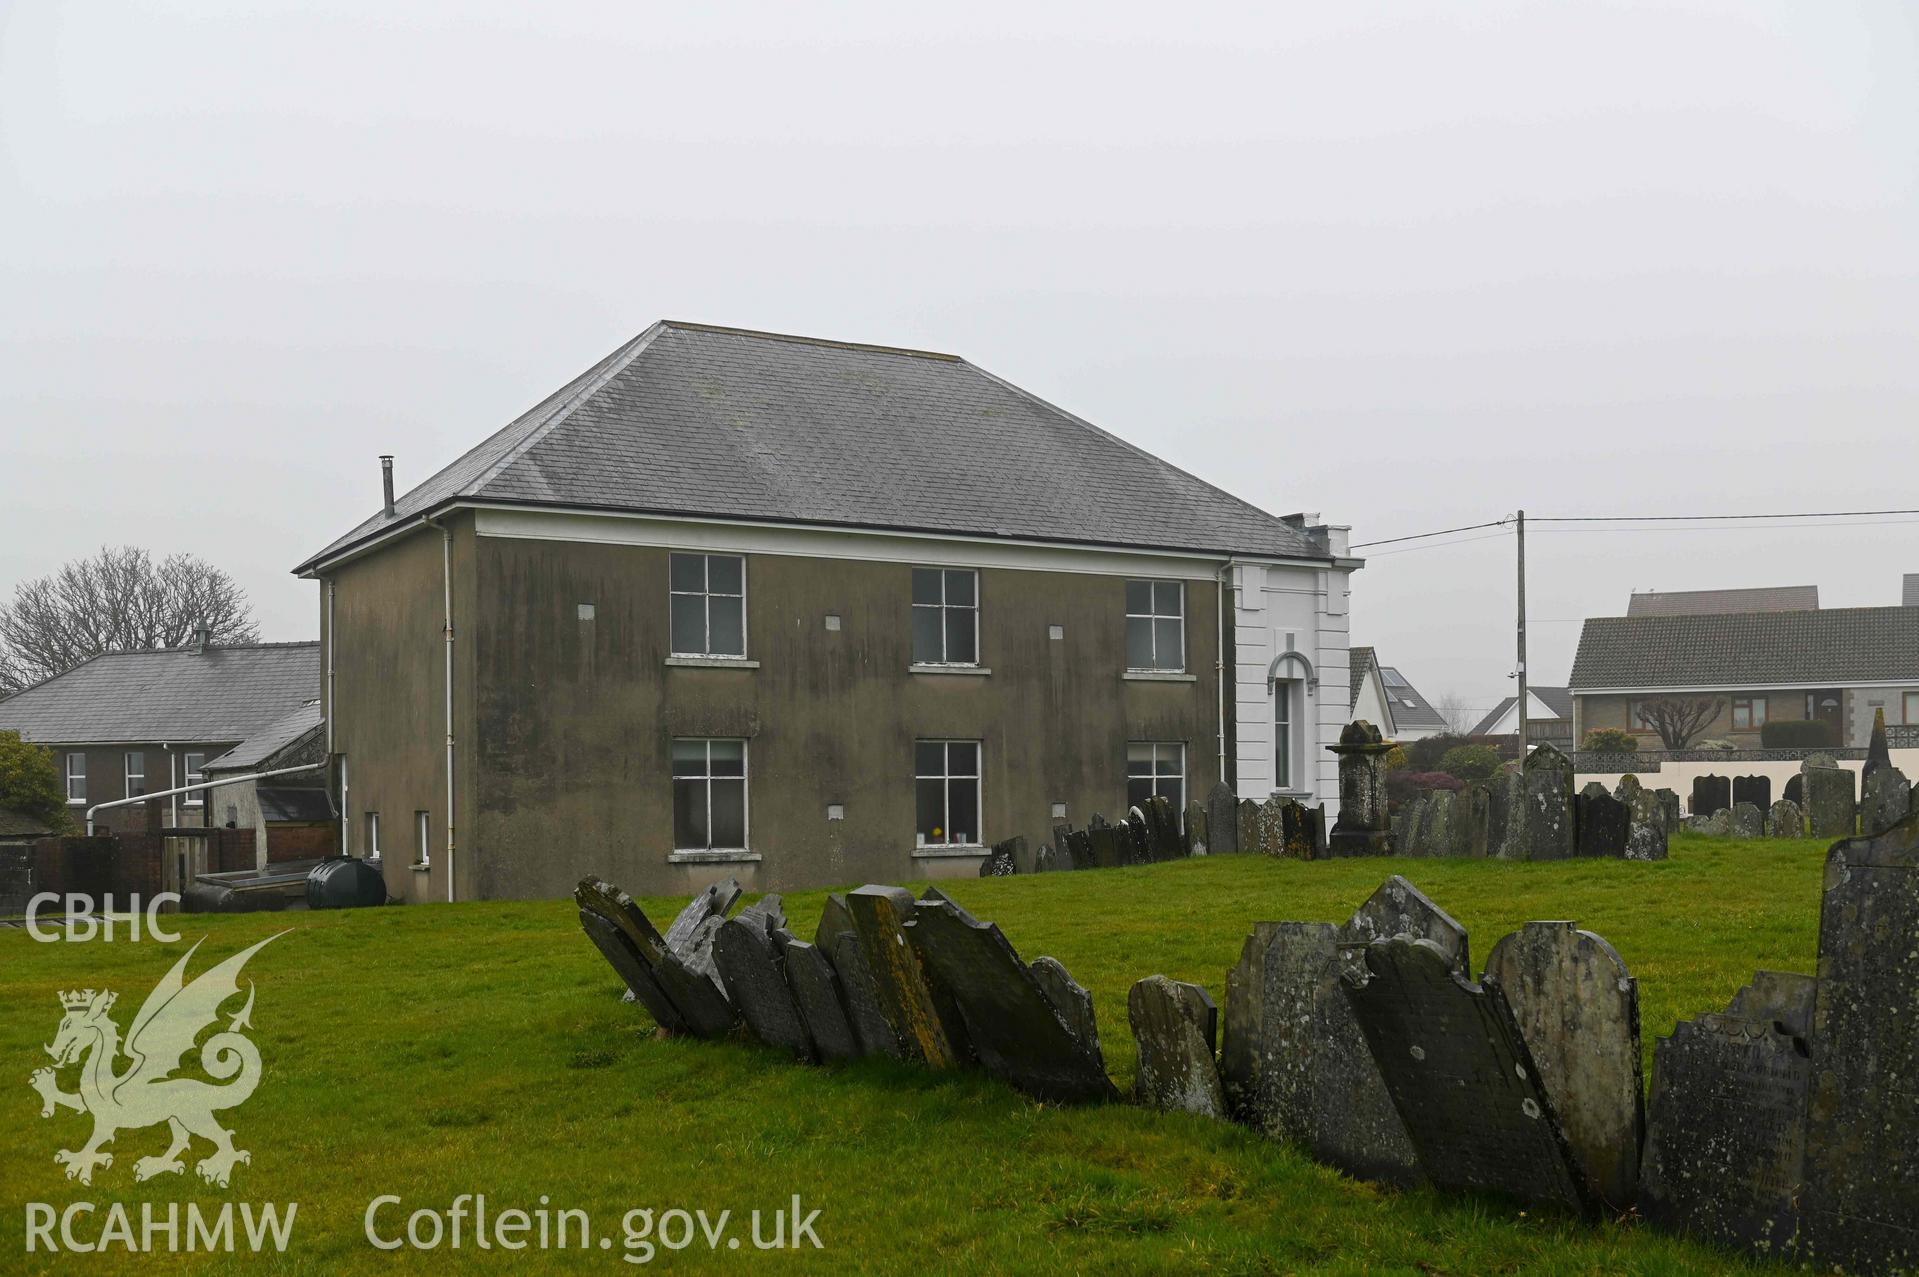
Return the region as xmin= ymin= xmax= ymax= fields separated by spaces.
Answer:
xmin=1570 ymin=607 xmax=1919 ymax=690
xmin=1626 ymin=585 xmax=1818 ymax=617
xmin=205 ymin=699 xmax=324 ymax=772
xmin=297 ymin=321 xmax=1333 ymax=572
xmin=0 ymin=808 xmax=53 ymax=839
xmin=0 ymin=644 xmax=319 ymax=745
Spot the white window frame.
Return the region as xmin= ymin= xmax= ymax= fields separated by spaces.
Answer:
xmin=415 ymin=810 xmax=431 ymax=869
xmin=1906 ymin=690 xmax=1919 ymax=725
xmin=1126 ymin=741 xmax=1186 ymax=814
xmin=123 ymin=751 xmax=146 ymax=799
xmin=182 ymin=752 xmax=206 ymax=806
xmin=915 ymin=739 xmax=982 ymax=848
xmin=65 ymin=753 xmax=86 ymax=805
xmin=668 ymin=552 xmax=748 ymax=659
xmin=1125 ymin=580 xmax=1187 ymax=672
xmin=1275 ymin=679 xmax=1298 ymax=789
xmin=366 ymin=811 xmax=381 ymax=857
xmin=911 ymin=567 xmax=980 ymax=667
xmin=672 ymin=738 xmax=750 ymax=852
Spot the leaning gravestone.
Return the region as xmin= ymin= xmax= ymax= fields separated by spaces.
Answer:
xmin=1518 ymin=744 xmax=1575 ymax=861
xmin=1574 ymin=789 xmax=1630 ymax=858
xmin=1484 ymin=921 xmax=1643 ymax=1208
xmin=1222 ymin=921 xmax=1422 ymax=1185
xmin=1343 ymin=936 xmax=1595 ymax=1215
xmin=846 ymin=885 xmax=970 ymax=1068
xmin=907 ymin=898 xmax=1115 ymax=1103
xmin=978 ymin=835 xmax=1021 ymax=877
xmin=1692 ymin=774 xmax=1732 ymax=820
xmin=577 ymin=877 xmax=737 ymax=1037
xmin=1185 ymin=800 xmax=1208 ymax=855
xmin=1327 ymin=719 xmax=1396 ymax=856
xmin=1338 ymin=874 xmax=1470 ymax=974
xmin=664 ymin=878 xmax=747 ymax=984
xmin=1730 ymin=801 xmax=1764 ymax=839
xmin=1797 ymin=813 xmax=1919 ymax=1273
xmin=779 ymin=937 xmax=860 ymax=1062
xmin=1028 ymin=956 xmax=1102 ymax=1062
xmin=1638 ymin=971 xmax=1815 ymax=1257
xmin=826 ymin=930 xmax=898 ymax=1058
xmin=1859 ymin=765 xmax=1911 ymax=837
xmin=578 ymin=908 xmax=691 ymax=1035
xmin=1129 ymin=975 xmax=1225 ymax=1118
xmin=713 ymin=917 xmax=816 ymax=1062
xmin=1802 ymin=764 xmax=1855 ymax=838
xmin=1765 ymin=798 xmax=1803 ymax=839
xmin=1207 ymin=782 xmax=1239 ymax=855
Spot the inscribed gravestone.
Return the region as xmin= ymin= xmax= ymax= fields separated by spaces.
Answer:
xmin=1419 ymin=790 xmax=1455 ymax=858
xmin=826 ymin=930 xmax=898 ymax=1058
xmin=713 ymin=917 xmax=816 ymax=1062
xmin=1339 ymin=874 xmax=1470 ymax=975
xmin=1732 ymin=774 xmax=1771 ymax=811
xmin=1691 ymin=775 xmax=1731 ymax=820
xmin=1452 ymin=783 xmax=1492 ymax=858
xmin=1798 ymin=814 xmax=1919 ymax=1273
xmin=1145 ymin=796 xmax=1183 ymax=860
xmin=1782 ymin=774 xmax=1803 ymax=808
xmin=1029 ymin=956 xmax=1102 ymax=1062
xmin=979 ymin=836 xmax=1020 ymax=877
xmin=1222 ymin=921 xmax=1422 ymax=1184
xmin=1185 ymin=800 xmax=1208 ymax=855
xmin=1802 ymin=765 xmax=1854 ymax=838
xmin=1484 ymin=921 xmax=1643 ymax=1208
xmin=779 ymin=937 xmax=859 ymax=1062
xmin=1730 ymin=802 xmax=1764 ymax=839
xmin=1859 ymin=765 xmax=1911 ymax=836
xmin=1256 ymin=797 xmax=1289 ymax=857
xmin=1638 ymin=971 xmax=1814 ymax=1257
xmin=846 ymin=885 xmax=970 ymax=1067
xmin=1129 ymin=975 xmax=1225 ymax=1118
xmin=1519 ymin=744 xmax=1575 ymax=860
xmin=1344 ymin=936 xmax=1595 ymax=1215
xmin=907 ymin=899 xmax=1115 ymax=1103
xmin=1766 ymin=798 xmax=1803 ymax=839
xmin=1574 ymin=789 xmax=1629 ymax=858
xmin=1208 ymin=782 xmax=1239 ymax=854
xmin=577 ymin=908 xmax=690 ymax=1035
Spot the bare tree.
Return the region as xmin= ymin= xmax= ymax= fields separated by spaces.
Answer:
xmin=0 ymin=547 xmax=261 ymax=692
xmin=1432 ymin=691 xmax=1482 ymax=735
xmin=1636 ymin=696 xmax=1724 ymax=750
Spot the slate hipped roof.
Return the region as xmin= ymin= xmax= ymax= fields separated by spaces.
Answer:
xmin=1626 ymin=585 xmax=1818 ymax=617
xmin=1570 ymin=607 xmax=1919 ymax=690
xmin=0 ymin=644 xmax=319 ymax=745
xmin=297 ymin=322 xmax=1336 ymax=572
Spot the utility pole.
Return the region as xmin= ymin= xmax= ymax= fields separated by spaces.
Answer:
xmin=1515 ymin=509 xmax=1528 ymax=757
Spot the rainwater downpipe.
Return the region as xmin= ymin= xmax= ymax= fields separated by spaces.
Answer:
xmin=424 ymin=516 xmax=456 ymax=903
xmin=1216 ymin=560 xmax=1231 ymax=790
xmin=328 ymin=578 xmax=347 ymax=858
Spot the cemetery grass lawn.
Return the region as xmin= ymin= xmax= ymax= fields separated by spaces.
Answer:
xmin=0 ymin=834 xmax=1822 ymax=1274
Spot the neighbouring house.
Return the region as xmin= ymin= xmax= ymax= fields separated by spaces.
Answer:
xmin=1571 ymin=579 xmax=1919 ymax=749
xmin=202 ymin=699 xmax=334 ymax=867
xmin=1349 ymin=648 xmax=1449 ymax=742
xmin=1469 ymin=686 xmax=1574 ymax=750
xmin=1627 ymin=584 xmax=1819 ymax=617
xmin=296 ymin=321 xmax=1362 ymax=902
xmin=0 ymin=637 xmax=320 ymax=833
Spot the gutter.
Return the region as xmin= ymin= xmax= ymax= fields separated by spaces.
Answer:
xmin=423 ymin=516 xmax=457 ymax=903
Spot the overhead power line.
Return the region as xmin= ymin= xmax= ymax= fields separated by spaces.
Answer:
xmin=1349 ymin=519 xmax=1509 ymax=550
xmin=1533 ymin=507 xmax=1919 ymax=523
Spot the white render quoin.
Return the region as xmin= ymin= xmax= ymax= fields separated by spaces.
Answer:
xmin=1228 ymin=526 xmax=1358 ymax=819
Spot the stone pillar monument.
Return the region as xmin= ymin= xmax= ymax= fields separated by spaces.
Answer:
xmin=1327 ymin=720 xmax=1395 ymax=857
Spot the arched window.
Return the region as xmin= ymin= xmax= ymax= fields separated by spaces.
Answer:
xmin=1266 ymin=652 xmax=1315 ymax=792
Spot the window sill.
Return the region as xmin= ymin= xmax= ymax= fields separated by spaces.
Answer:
xmin=909 ymin=664 xmax=991 ymax=676
xmin=1269 ymin=789 xmax=1314 ymax=801
xmin=664 ymin=656 xmax=760 ymax=669
xmin=912 ymin=845 xmax=987 ymax=859
xmin=667 ymin=849 xmax=763 ymax=864
xmin=411 ymin=861 xmax=431 ymax=873
xmin=1124 ymin=670 xmax=1197 ymax=683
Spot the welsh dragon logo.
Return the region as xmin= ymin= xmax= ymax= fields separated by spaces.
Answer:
xmin=29 ymin=934 xmax=282 ymax=1188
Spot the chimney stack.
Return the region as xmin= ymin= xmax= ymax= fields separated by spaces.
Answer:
xmin=380 ymin=455 xmax=396 ymax=518
xmin=194 ymin=621 xmax=211 ymax=654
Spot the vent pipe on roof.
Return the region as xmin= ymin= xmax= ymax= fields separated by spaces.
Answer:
xmin=193 ymin=621 xmax=210 ymax=654
xmin=380 ymin=455 xmax=396 ymax=518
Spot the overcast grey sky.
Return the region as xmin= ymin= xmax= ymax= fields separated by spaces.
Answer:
xmin=3 ymin=1 xmax=1915 ymax=717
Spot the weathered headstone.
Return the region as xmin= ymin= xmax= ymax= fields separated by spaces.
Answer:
xmin=1237 ymin=799 xmax=1261 ymax=856
xmin=825 ymin=929 xmax=898 ymax=1058
xmin=1207 ymin=782 xmax=1239 ymax=855
xmin=1085 ymin=823 xmax=1125 ymax=869
xmin=1123 ymin=807 xmax=1153 ymax=864
xmin=1484 ymin=921 xmax=1643 ymax=1208
xmin=1732 ymin=774 xmax=1772 ymax=811
xmin=1518 ymin=744 xmax=1575 ymax=861
xmin=576 ymin=876 xmax=737 ymax=1037
xmin=845 ymin=885 xmax=970 ymax=1068
xmin=1625 ymin=813 xmax=1668 ymax=861
xmin=906 ymin=899 xmax=1115 ymax=1103
xmin=1032 ymin=842 xmax=1058 ymax=873
xmin=1392 ymin=796 xmax=1425 ymax=857
xmin=1343 ymin=936 xmax=1595 ymax=1215
xmin=1765 ymin=798 xmax=1803 ymax=839
xmin=664 ymin=877 xmax=746 ymax=984
xmin=1639 ymin=971 xmax=1815 ymax=1257
xmin=1656 ymin=788 xmax=1681 ymax=833
xmin=1859 ymin=765 xmax=1911 ymax=836
xmin=779 ymin=937 xmax=860 ymax=1062
xmin=1338 ymin=874 xmax=1470 ymax=973
xmin=1419 ymin=790 xmax=1455 ymax=858
xmin=713 ymin=917 xmax=816 ymax=1061
xmin=1222 ymin=921 xmax=1422 ymax=1184
xmin=1798 ymin=814 xmax=1919 ymax=1272
xmin=1489 ymin=770 xmax=1521 ymax=854
xmin=978 ymin=835 xmax=1021 ymax=877
xmin=1255 ymin=796 xmax=1288 ymax=857
xmin=577 ymin=908 xmax=691 ymax=1034
xmin=1145 ymin=796 xmax=1184 ymax=861
xmin=1452 ymin=783 xmax=1492 ymax=858
xmin=1276 ymin=798 xmax=1320 ymax=859
xmin=1613 ymin=773 xmax=1645 ymax=805
xmin=1782 ymin=774 xmax=1803 ymax=808
xmin=1128 ymin=975 xmax=1225 ymax=1118
xmin=1028 ymin=956 xmax=1102 ymax=1062
xmin=1574 ymin=789 xmax=1630 ymax=858
xmin=1705 ymin=808 xmax=1732 ymax=836
xmin=1730 ymin=801 xmax=1764 ymax=839
xmin=1863 ymin=706 xmax=1892 ymax=782
xmin=1327 ymin=720 xmax=1396 ymax=856
xmin=1802 ymin=765 xmax=1854 ymax=838
xmin=1185 ymin=800 xmax=1208 ymax=855
xmin=1691 ymin=774 xmax=1731 ymax=820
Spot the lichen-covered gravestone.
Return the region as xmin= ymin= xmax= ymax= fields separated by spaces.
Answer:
xmin=1419 ymin=790 xmax=1455 ymax=858
xmin=906 ymin=898 xmax=1115 ymax=1103
xmin=1128 ymin=975 xmax=1225 ymax=1118
xmin=1255 ymin=796 xmax=1289 ymax=857
xmin=1278 ymin=799 xmax=1321 ymax=859
xmin=1730 ymin=801 xmax=1764 ymax=839
xmin=1613 ymin=774 xmax=1644 ymax=805
xmin=779 ymin=937 xmax=860 ymax=1062
xmin=845 ymin=885 xmax=971 ymax=1068
xmin=1638 ymin=971 xmax=1814 ymax=1257
xmin=1452 ymin=783 xmax=1492 ymax=858
xmin=1765 ymin=798 xmax=1803 ymax=839
xmin=1797 ymin=813 xmax=1919 ymax=1273
xmin=1342 ymin=935 xmax=1595 ymax=1215
xmin=1801 ymin=764 xmax=1855 ymax=839
xmin=1657 ymin=788 xmax=1681 ymax=833
xmin=1518 ymin=744 xmax=1575 ymax=860
xmin=1574 ymin=789 xmax=1630 ymax=858
xmin=1392 ymin=797 xmax=1426 ymax=857
xmin=1185 ymin=800 xmax=1208 ymax=855
xmin=1222 ymin=921 xmax=1422 ymax=1185
xmin=1028 ymin=956 xmax=1102 ymax=1061
xmin=1704 ymin=808 xmax=1732 ymax=836
xmin=713 ymin=916 xmax=817 ymax=1062
xmin=1622 ymin=788 xmax=1669 ymax=860
xmin=1207 ymin=782 xmax=1239 ymax=855
xmin=978 ymin=835 xmax=1021 ymax=877
xmin=1484 ymin=921 xmax=1643 ymax=1209
xmin=1859 ymin=765 xmax=1911 ymax=837
xmin=1327 ymin=719 xmax=1396 ymax=856
xmin=576 ymin=876 xmax=739 ymax=1037
xmin=1338 ymin=874 xmax=1470 ymax=974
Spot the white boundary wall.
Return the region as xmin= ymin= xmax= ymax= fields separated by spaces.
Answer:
xmin=1578 ymin=747 xmax=1919 ymax=815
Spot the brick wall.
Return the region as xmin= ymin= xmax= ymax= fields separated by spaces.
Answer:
xmin=268 ymin=824 xmax=337 ymax=863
